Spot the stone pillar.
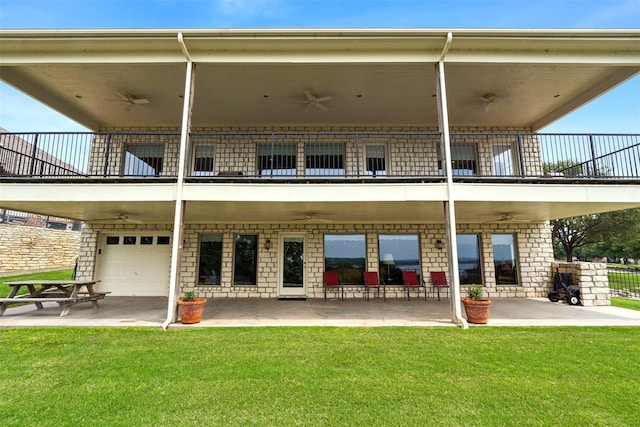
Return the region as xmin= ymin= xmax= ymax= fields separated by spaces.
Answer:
xmin=551 ymin=261 xmax=610 ymax=307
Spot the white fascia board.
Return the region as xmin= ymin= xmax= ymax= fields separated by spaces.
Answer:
xmin=4 ymin=28 xmax=638 ymax=65
xmin=182 ymin=183 xmax=449 ymax=203
xmin=453 ymin=183 xmax=640 ymax=204
xmin=0 ymin=183 xmax=177 ymax=202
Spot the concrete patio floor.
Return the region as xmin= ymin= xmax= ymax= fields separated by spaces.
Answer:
xmin=1 ymin=296 xmax=640 ymax=328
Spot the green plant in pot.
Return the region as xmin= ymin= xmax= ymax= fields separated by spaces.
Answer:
xmin=461 ymin=285 xmax=491 ymax=324
xmin=177 ymin=291 xmax=207 ymax=324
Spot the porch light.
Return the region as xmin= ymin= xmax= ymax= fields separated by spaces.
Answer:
xmin=265 ymin=239 xmax=272 ymax=250
xmin=435 ymin=239 xmax=444 ymax=250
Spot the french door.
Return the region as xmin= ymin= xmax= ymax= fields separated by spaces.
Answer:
xmin=278 ymin=234 xmax=306 ymax=297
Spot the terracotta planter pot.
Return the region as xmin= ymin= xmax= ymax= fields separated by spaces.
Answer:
xmin=462 ymin=298 xmax=491 ymax=324
xmin=178 ymin=298 xmax=207 ymax=324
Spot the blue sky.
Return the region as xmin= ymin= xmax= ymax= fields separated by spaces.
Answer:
xmin=0 ymin=0 xmax=638 ymax=132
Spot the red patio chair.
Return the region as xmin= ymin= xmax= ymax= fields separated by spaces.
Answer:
xmin=362 ymin=271 xmax=381 ymax=301
xmin=323 ymin=271 xmax=344 ymax=301
xmin=430 ymin=271 xmax=450 ymax=301
xmin=402 ymin=270 xmax=426 ymax=301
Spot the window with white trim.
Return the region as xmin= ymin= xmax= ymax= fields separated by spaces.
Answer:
xmin=438 ymin=144 xmax=477 ymax=176
xmin=257 ymin=144 xmax=297 ymax=177
xmin=366 ymin=144 xmax=387 ymax=177
xmin=192 ymin=144 xmax=215 ymax=176
xmin=123 ymin=144 xmax=164 ymax=176
xmin=305 ymin=143 xmax=345 ymax=176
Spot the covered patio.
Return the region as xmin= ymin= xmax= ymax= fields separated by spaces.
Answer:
xmin=1 ymin=297 xmax=639 ymax=328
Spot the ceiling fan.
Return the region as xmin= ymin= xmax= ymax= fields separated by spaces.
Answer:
xmin=480 ymin=94 xmax=496 ymax=113
xmin=482 ymin=212 xmax=530 ymax=224
xmin=105 ymin=92 xmax=150 ymax=110
xmin=90 ymin=213 xmax=143 ymax=224
xmin=290 ymin=212 xmax=332 ymax=223
xmin=117 ymin=92 xmax=149 ymax=105
xmin=302 ymin=90 xmax=332 ymax=112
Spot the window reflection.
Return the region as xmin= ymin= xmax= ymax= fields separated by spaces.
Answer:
xmin=378 ymin=234 xmax=420 ymax=285
xmin=234 ymin=234 xmax=257 ymax=285
xmin=324 ymin=235 xmax=366 ymax=284
xmin=199 ymin=234 xmax=223 ymax=285
xmin=492 ymin=234 xmax=519 ymax=285
xmin=457 ymin=234 xmax=482 ymax=284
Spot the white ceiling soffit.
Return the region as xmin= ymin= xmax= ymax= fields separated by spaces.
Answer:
xmin=0 ymin=29 xmax=638 ymax=130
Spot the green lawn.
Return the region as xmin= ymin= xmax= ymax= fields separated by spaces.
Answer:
xmin=0 ymin=269 xmax=74 ymax=297
xmin=611 ymin=297 xmax=640 ymax=311
xmin=1 ymin=327 xmax=639 ymax=426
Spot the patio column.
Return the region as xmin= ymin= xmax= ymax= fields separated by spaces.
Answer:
xmin=435 ymin=34 xmax=468 ymax=328
xmin=163 ymin=35 xmax=195 ymax=329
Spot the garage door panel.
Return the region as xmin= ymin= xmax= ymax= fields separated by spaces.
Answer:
xmin=96 ymin=234 xmax=172 ymax=296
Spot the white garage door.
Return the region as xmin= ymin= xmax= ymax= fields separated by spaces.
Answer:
xmin=96 ymin=233 xmax=172 ymax=296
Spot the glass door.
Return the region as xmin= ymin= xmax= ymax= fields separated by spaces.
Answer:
xmin=279 ymin=235 xmax=306 ymax=297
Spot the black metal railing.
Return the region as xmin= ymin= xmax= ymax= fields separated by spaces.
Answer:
xmin=608 ymin=266 xmax=640 ymax=299
xmin=0 ymin=131 xmax=638 ymax=181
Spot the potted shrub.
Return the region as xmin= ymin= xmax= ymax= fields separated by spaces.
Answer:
xmin=177 ymin=291 xmax=207 ymax=324
xmin=461 ymin=285 xmax=491 ymax=324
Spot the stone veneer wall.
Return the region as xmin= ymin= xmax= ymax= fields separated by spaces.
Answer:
xmin=552 ymin=261 xmax=610 ymax=306
xmin=92 ymin=126 xmax=535 ymax=178
xmin=178 ymin=222 xmax=553 ymax=299
xmin=0 ymin=224 xmax=80 ymax=273
xmin=76 ymin=220 xmax=553 ymax=299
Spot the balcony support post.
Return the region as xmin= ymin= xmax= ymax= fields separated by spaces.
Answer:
xmin=589 ymin=134 xmax=598 ymax=177
xmin=270 ymin=131 xmax=275 ymax=178
xmin=517 ymin=133 xmax=526 ymax=178
xmin=356 ymin=131 xmax=361 ymax=177
xmin=436 ymin=34 xmax=468 ymax=329
xmin=164 ymin=35 xmax=195 ymax=329
xmin=102 ymin=132 xmax=112 ymax=177
xmin=28 ymin=133 xmax=39 ymax=177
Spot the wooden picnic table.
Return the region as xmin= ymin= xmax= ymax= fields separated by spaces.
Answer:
xmin=0 ymin=280 xmax=108 ymax=317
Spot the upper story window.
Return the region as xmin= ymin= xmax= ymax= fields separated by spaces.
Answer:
xmin=192 ymin=144 xmax=215 ymax=176
xmin=438 ymin=144 xmax=477 ymax=176
xmin=493 ymin=144 xmax=515 ymax=176
xmin=257 ymin=144 xmax=297 ymax=177
xmin=123 ymin=144 xmax=164 ymax=176
xmin=366 ymin=144 xmax=387 ymax=177
xmin=305 ymin=143 xmax=345 ymax=176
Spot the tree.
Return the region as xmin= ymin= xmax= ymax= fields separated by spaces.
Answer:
xmin=552 ymin=208 xmax=640 ymax=262
xmin=551 ymin=216 xmax=599 ymax=262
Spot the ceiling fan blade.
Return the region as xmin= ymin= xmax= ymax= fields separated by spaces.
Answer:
xmin=304 ymin=90 xmax=314 ymax=101
xmin=116 ymin=92 xmax=130 ymax=102
xmin=315 ymin=95 xmax=332 ymax=103
xmin=131 ymin=98 xmax=149 ymax=105
xmin=314 ymin=102 xmax=329 ymax=112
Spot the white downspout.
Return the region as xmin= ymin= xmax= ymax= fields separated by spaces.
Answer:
xmin=435 ymin=32 xmax=468 ymax=329
xmin=163 ymin=33 xmax=195 ymax=330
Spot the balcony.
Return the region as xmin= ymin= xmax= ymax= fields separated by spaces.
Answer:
xmin=1 ymin=131 xmax=639 ymax=183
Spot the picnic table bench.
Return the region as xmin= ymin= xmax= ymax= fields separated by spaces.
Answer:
xmin=0 ymin=280 xmax=109 ymax=317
